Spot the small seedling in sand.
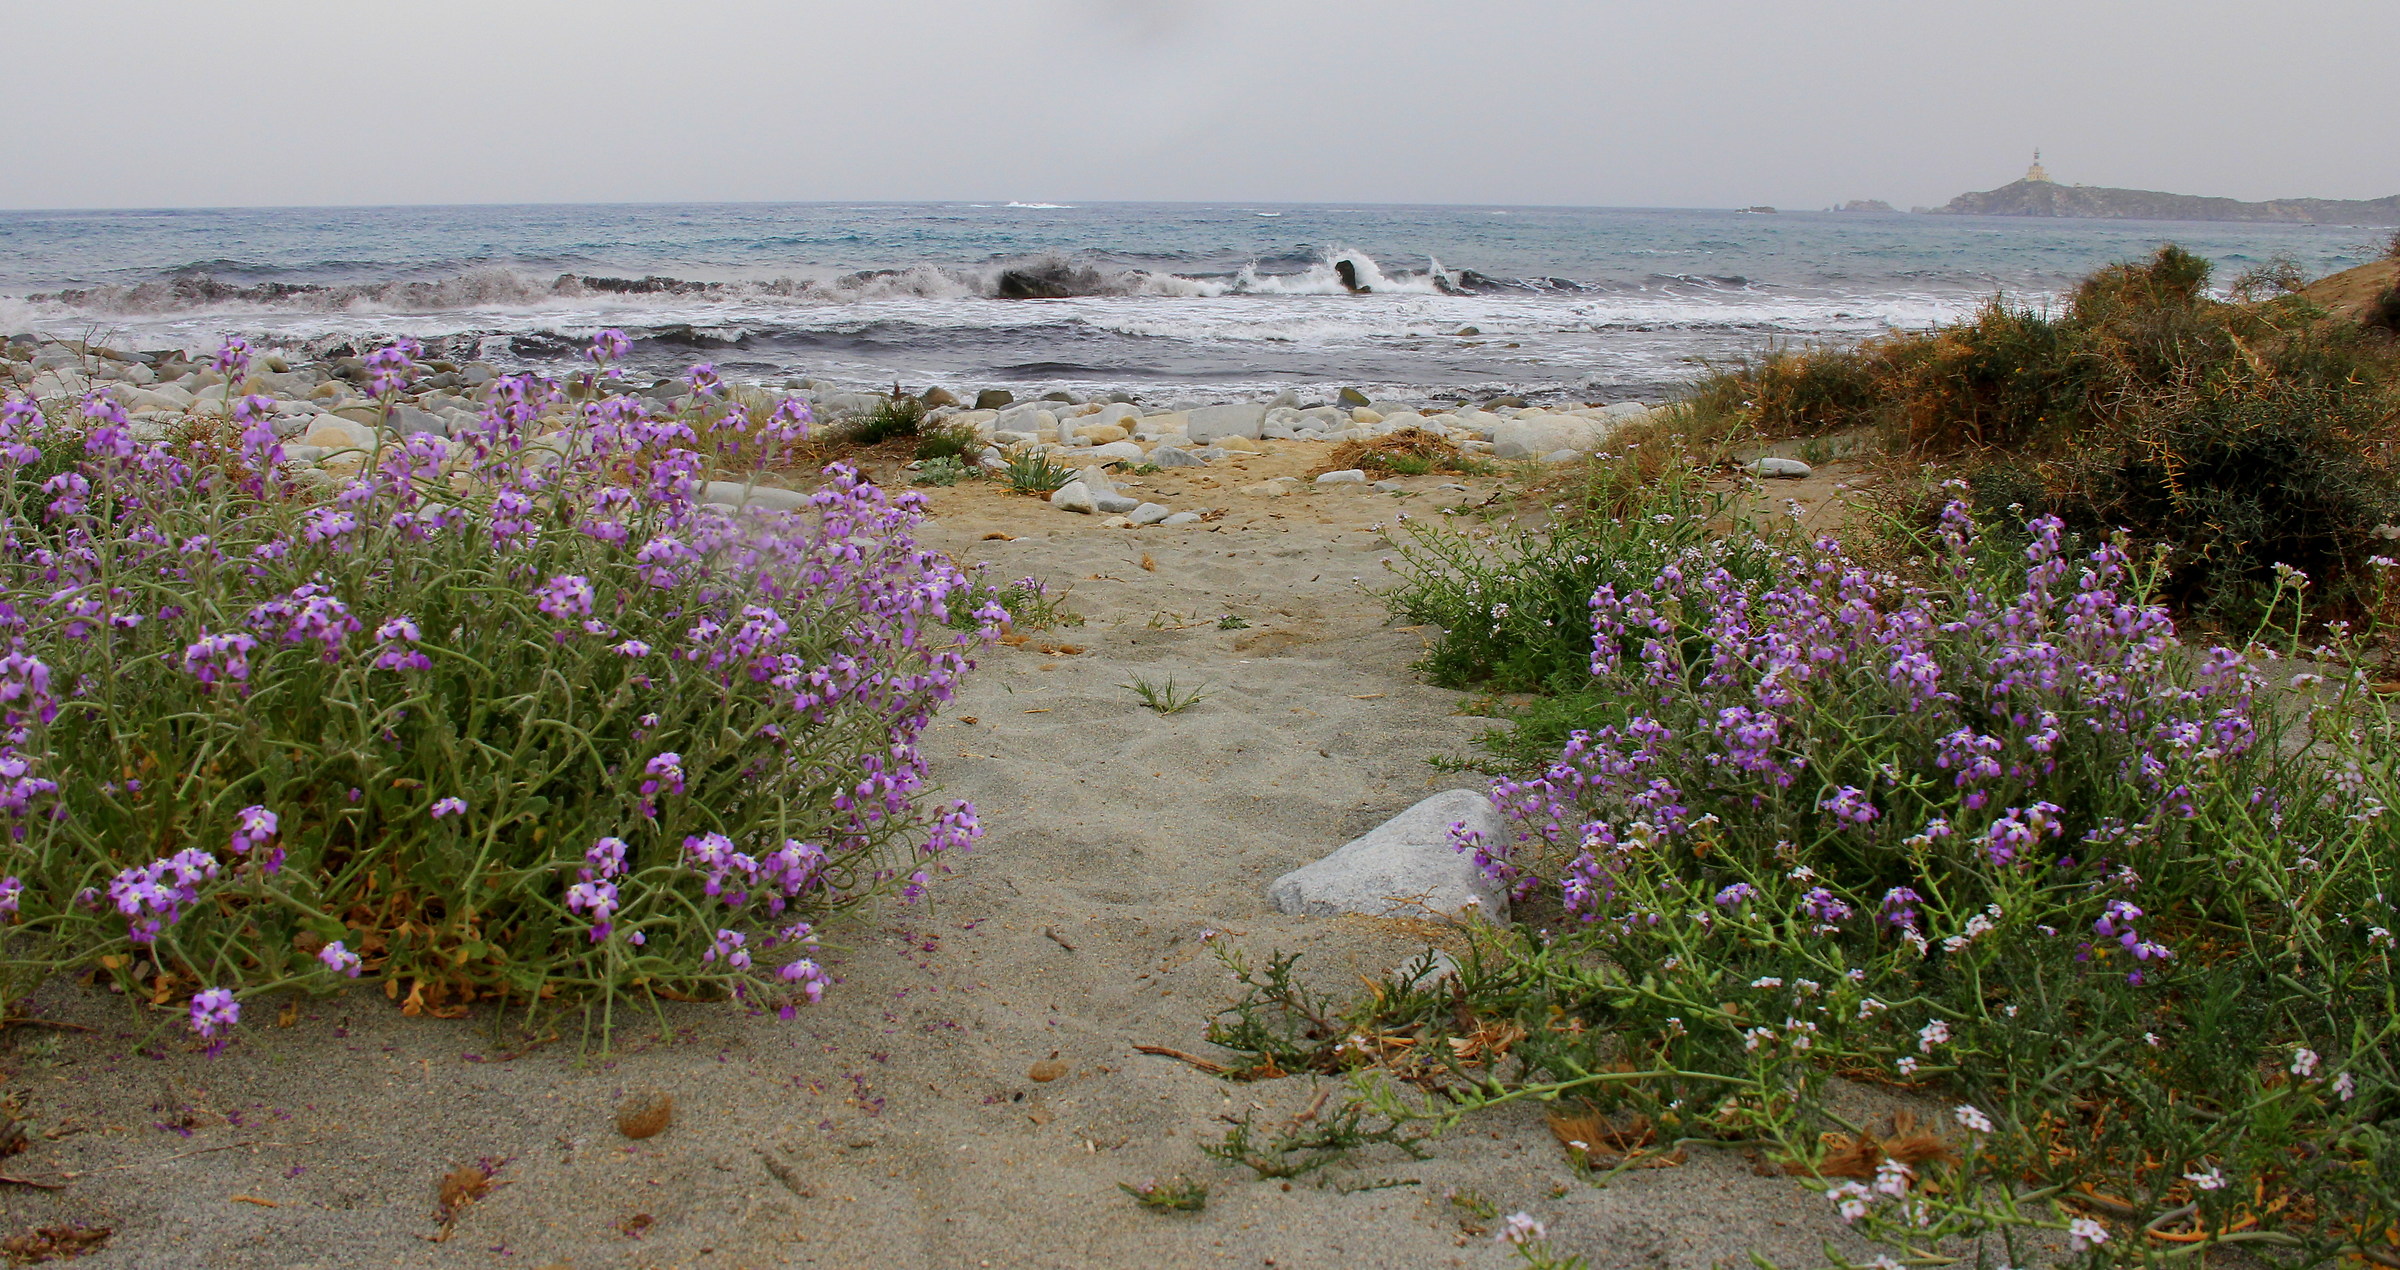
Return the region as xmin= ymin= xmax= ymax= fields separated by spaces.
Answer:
xmin=1215 ymin=614 xmax=1249 ymax=630
xmin=1200 ymin=1098 xmax=1428 ymax=1181
xmin=1446 ymin=1188 xmax=1499 ymax=1233
xmin=1119 ymin=1175 xmax=1209 ymax=1212
xmin=1122 ymin=675 xmax=1210 ymax=715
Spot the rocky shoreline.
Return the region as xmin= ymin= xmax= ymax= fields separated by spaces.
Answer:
xmin=1 ymin=333 xmax=1671 ymax=530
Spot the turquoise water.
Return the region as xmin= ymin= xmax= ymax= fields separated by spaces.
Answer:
xmin=0 ymin=202 xmax=2376 ymax=400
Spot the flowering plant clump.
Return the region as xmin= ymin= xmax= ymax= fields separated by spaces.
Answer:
xmin=0 ymin=333 xmax=1006 ymax=1046
xmin=1281 ymin=497 xmax=2397 ymax=1264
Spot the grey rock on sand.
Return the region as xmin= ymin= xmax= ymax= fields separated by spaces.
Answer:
xmin=1147 ymin=445 xmax=1205 ymax=467
xmin=698 ymin=481 xmax=811 ymax=512
xmin=1749 ymin=456 xmax=1815 ymax=478
xmin=1267 ymin=788 xmax=1511 ymax=921
xmin=1049 ymin=480 xmax=1098 ymax=513
xmin=1183 ymin=402 xmax=1267 ymax=443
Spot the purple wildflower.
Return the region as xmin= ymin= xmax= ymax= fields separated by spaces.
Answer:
xmin=188 ymin=988 xmax=240 ymax=1039
xmin=318 ymin=941 xmax=363 ymax=977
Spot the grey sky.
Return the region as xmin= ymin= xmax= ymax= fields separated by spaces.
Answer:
xmin=5 ymin=0 xmax=2392 ymax=211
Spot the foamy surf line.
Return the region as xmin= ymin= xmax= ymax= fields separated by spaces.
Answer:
xmin=1 ymin=244 xmax=2001 ymax=403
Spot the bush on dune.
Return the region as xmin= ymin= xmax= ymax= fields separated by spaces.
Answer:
xmin=0 ymin=334 xmax=1010 ymax=1048
xmin=1693 ymin=245 xmax=2400 ymax=628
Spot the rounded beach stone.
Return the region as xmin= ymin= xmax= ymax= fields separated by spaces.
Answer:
xmin=1266 ymin=789 xmax=1510 ymax=922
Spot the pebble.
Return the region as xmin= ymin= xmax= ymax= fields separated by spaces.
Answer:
xmin=1749 ymin=457 xmax=1814 ymax=478
xmin=1314 ymin=469 xmax=1367 ymax=484
xmin=1147 ymin=445 xmax=1205 ymax=468
xmin=1160 ymin=511 xmax=1203 ymax=526
xmin=1129 ymin=502 xmax=1172 ymax=526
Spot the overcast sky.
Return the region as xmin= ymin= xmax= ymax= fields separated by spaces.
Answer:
xmin=5 ymin=0 xmax=2392 ymax=211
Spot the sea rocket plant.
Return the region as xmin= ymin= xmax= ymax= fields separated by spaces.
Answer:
xmin=0 ymin=332 xmax=1010 ymax=1049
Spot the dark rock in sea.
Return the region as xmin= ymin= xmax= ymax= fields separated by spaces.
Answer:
xmin=973 ymin=389 xmax=1015 ymax=411
xmin=1455 ymin=326 xmax=1480 ymax=336
xmin=920 ymin=386 xmax=960 ymax=407
xmin=994 ymin=260 xmax=1109 ymax=299
xmin=1039 ymin=390 xmax=1076 ymax=403
xmin=1334 ymin=259 xmax=1370 ymax=294
xmin=576 ymin=274 xmax=721 ymax=296
xmin=1336 ymin=387 xmax=1371 ymax=408
xmin=1483 ymin=396 xmax=1528 ymax=410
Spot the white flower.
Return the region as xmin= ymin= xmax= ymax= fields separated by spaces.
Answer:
xmin=2291 ymin=1047 xmax=2320 ymax=1078
xmin=1953 ymin=1104 xmax=1994 ymax=1134
xmin=2334 ymin=1071 xmax=2356 ymax=1101
xmin=1750 ymin=976 xmax=1785 ymax=989
xmin=1872 ymin=1158 xmax=1915 ymax=1198
xmin=1917 ymin=1019 xmax=1951 ymax=1053
xmin=2368 ymin=926 xmax=2394 ymax=948
xmin=1858 ymin=997 xmax=1887 ymax=1020
xmin=1895 ymin=1055 xmax=1920 ymax=1076
xmin=2183 ymin=1166 xmax=2225 ymax=1191
xmin=1872 ymin=1259 xmax=1903 ymax=1270
xmin=1787 ymin=864 xmax=1816 ymax=881
xmin=2144 ymin=1032 xmax=2162 ymax=1048
xmin=2067 ymin=1217 xmax=2110 ymax=1250
xmin=1497 ymin=1212 xmax=1545 ymax=1245
xmin=1742 ymin=1026 xmax=1776 ymax=1052
xmin=1826 ymin=1181 xmax=1871 ymax=1222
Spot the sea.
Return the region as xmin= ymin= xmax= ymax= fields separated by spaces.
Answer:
xmin=0 ymin=202 xmax=2379 ymax=404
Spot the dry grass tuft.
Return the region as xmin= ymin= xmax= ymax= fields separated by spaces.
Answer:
xmin=1792 ymin=1110 xmax=1957 ymax=1179
xmin=1310 ymin=427 xmax=1464 ymax=477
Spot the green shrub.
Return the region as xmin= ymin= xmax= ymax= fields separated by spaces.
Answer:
xmin=1690 ymin=244 xmax=2400 ymax=626
xmin=913 ymin=455 xmax=968 ymax=486
xmin=914 ymin=423 xmax=982 ymax=463
xmin=845 ymin=394 xmax=925 ymax=445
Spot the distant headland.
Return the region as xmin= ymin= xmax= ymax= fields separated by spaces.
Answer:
xmin=1930 ymin=153 xmax=2400 ymax=225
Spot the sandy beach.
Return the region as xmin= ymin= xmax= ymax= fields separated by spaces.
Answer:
xmin=0 ymin=448 xmax=1887 ymax=1269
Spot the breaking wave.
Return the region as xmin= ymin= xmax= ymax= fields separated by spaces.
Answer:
xmin=10 ymin=248 xmax=1777 ymax=321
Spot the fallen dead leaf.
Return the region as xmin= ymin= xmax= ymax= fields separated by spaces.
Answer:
xmin=616 ymin=1090 xmax=673 ymax=1140
xmin=1139 ymin=553 xmax=1157 ymax=571
xmin=0 ymin=1224 xmax=109 ymax=1263
xmin=615 ymin=1212 xmax=654 ymax=1238
xmin=981 ymin=531 xmax=1016 ymax=541
xmin=229 ymin=1195 xmax=278 ymax=1208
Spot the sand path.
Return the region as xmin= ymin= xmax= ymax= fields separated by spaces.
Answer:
xmin=0 ymin=466 xmax=1868 ymax=1268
